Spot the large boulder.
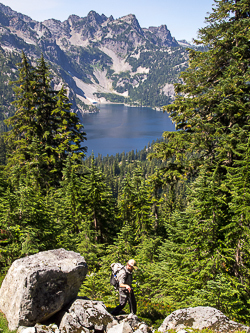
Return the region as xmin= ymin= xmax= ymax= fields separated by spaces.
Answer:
xmin=56 ymin=298 xmax=114 ymax=332
xmin=0 ymin=249 xmax=88 ymax=330
xmin=158 ymin=306 xmax=250 ymax=333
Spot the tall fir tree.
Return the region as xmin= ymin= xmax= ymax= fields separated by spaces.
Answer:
xmin=152 ymin=0 xmax=250 ymax=322
xmin=5 ymin=53 xmax=87 ymax=188
xmin=80 ymin=155 xmax=118 ymax=244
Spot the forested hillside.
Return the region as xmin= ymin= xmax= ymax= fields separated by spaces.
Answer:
xmin=0 ymin=0 xmax=250 ymax=330
xmin=0 ymin=49 xmax=20 ymax=132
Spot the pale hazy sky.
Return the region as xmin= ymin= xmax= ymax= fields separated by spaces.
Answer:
xmin=0 ymin=0 xmax=215 ymax=42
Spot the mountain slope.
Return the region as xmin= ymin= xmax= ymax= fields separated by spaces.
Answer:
xmin=0 ymin=3 xmax=189 ymax=122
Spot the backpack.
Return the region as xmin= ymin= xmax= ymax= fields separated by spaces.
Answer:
xmin=110 ymin=263 xmax=125 ymax=289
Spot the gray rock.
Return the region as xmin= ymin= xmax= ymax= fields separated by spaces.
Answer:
xmin=126 ymin=313 xmax=141 ymax=328
xmin=124 ymin=314 xmax=152 ymax=333
xmin=108 ymin=314 xmax=153 ymax=333
xmin=106 ymin=318 xmax=119 ymax=331
xmin=107 ymin=321 xmax=133 ymax=333
xmin=0 ymin=249 xmax=87 ymax=330
xmin=58 ymin=298 xmax=113 ymax=333
xmin=158 ymin=306 xmax=250 ymax=333
xmin=17 ymin=325 xmax=61 ymax=333
xmin=17 ymin=328 xmax=36 ymax=333
xmin=137 ymin=323 xmax=151 ymax=333
xmin=35 ymin=324 xmax=61 ymax=333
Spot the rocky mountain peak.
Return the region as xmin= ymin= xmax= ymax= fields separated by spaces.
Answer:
xmin=118 ymin=13 xmax=136 ymax=23
xmin=0 ymin=3 xmax=187 ymax=111
xmin=65 ymin=11 xmax=109 ymax=37
xmin=108 ymin=15 xmax=114 ymax=22
xmin=42 ymin=18 xmax=69 ymax=39
xmin=144 ymin=25 xmax=178 ymax=47
xmin=86 ymin=10 xmax=108 ymax=26
xmin=67 ymin=14 xmax=81 ymax=25
xmin=119 ymin=14 xmax=142 ymax=30
xmin=0 ymin=2 xmax=35 ymax=25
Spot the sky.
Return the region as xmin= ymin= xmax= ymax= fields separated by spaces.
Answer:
xmin=0 ymin=0 xmax=215 ymax=42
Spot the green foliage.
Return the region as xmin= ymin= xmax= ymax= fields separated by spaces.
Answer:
xmin=136 ymin=299 xmax=172 ymax=328
xmin=0 ymin=312 xmax=16 ymax=333
xmin=99 ymin=45 xmax=189 ymax=108
xmin=67 ymin=46 xmax=112 ymax=84
xmin=151 ymin=0 xmax=250 ymax=323
xmin=0 ymin=135 xmax=6 ymax=165
xmin=94 ymin=92 xmax=127 ymax=104
xmin=4 ymin=53 xmax=87 ymax=188
xmin=1 ymin=1 xmax=250 ymax=327
xmin=75 ymin=96 xmax=99 ymax=113
xmin=0 ymin=48 xmax=20 ymax=133
xmin=126 ymin=46 xmax=187 ymax=107
xmin=0 ymin=172 xmax=61 ymax=271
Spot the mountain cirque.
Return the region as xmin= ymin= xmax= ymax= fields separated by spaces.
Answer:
xmin=0 ymin=3 xmax=190 ymax=111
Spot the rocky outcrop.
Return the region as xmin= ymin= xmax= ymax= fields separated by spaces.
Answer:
xmin=0 ymin=3 xmax=184 ymax=106
xmin=2 ymin=253 xmax=247 ymax=333
xmin=0 ymin=249 xmax=154 ymax=333
xmin=106 ymin=314 xmax=152 ymax=333
xmin=56 ymin=298 xmax=114 ymax=332
xmin=17 ymin=313 xmax=153 ymax=333
xmin=0 ymin=249 xmax=88 ymax=330
xmin=145 ymin=25 xmax=178 ymax=47
xmin=158 ymin=306 xmax=250 ymax=333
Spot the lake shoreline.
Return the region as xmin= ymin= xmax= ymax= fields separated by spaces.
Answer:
xmin=80 ymin=104 xmax=175 ymax=157
xmin=94 ymin=101 xmax=164 ymax=112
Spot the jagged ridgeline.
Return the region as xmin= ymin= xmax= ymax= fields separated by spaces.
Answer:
xmin=0 ymin=2 xmax=192 ymax=124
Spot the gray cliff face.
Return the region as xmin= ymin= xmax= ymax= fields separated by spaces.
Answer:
xmin=146 ymin=25 xmax=178 ymax=47
xmin=41 ymin=11 xmax=176 ymax=51
xmin=0 ymin=4 xmax=178 ymax=51
xmin=0 ymin=4 xmax=188 ymax=110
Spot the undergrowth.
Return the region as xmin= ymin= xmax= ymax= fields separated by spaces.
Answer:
xmin=0 ymin=311 xmax=15 ymax=333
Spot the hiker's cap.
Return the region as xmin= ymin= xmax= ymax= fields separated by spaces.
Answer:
xmin=127 ymin=259 xmax=138 ymax=269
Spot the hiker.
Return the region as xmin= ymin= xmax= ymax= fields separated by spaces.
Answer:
xmin=111 ymin=259 xmax=137 ymax=316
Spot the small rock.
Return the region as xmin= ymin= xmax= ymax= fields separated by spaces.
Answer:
xmin=17 ymin=327 xmax=36 ymax=333
xmin=107 ymin=321 xmax=133 ymax=333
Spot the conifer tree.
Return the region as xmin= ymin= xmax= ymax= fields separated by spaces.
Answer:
xmin=154 ymin=0 xmax=250 ymax=175
xmin=0 ymin=135 xmax=6 ymax=165
xmin=153 ymin=0 xmax=250 ymax=321
xmin=54 ymin=157 xmax=87 ymax=252
xmin=118 ymin=165 xmax=155 ymax=244
xmin=0 ymin=170 xmax=58 ymax=270
xmin=80 ymin=155 xmax=118 ymax=244
xmin=5 ymin=53 xmax=87 ymax=188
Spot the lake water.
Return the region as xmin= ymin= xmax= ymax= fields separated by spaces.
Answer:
xmin=80 ymin=104 xmax=175 ymax=157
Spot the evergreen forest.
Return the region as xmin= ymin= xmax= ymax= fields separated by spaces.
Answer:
xmin=0 ymin=0 xmax=250 ymax=330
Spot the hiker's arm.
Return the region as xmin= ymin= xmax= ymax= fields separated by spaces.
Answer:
xmin=120 ymin=283 xmax=131 ymax=292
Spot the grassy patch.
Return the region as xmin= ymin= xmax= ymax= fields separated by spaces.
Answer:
xmin=0 ymin=311 xmax=16 ymax=333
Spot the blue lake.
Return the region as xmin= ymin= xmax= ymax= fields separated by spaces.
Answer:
xmin=80 ymin=104 xmax=175 ymax=157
